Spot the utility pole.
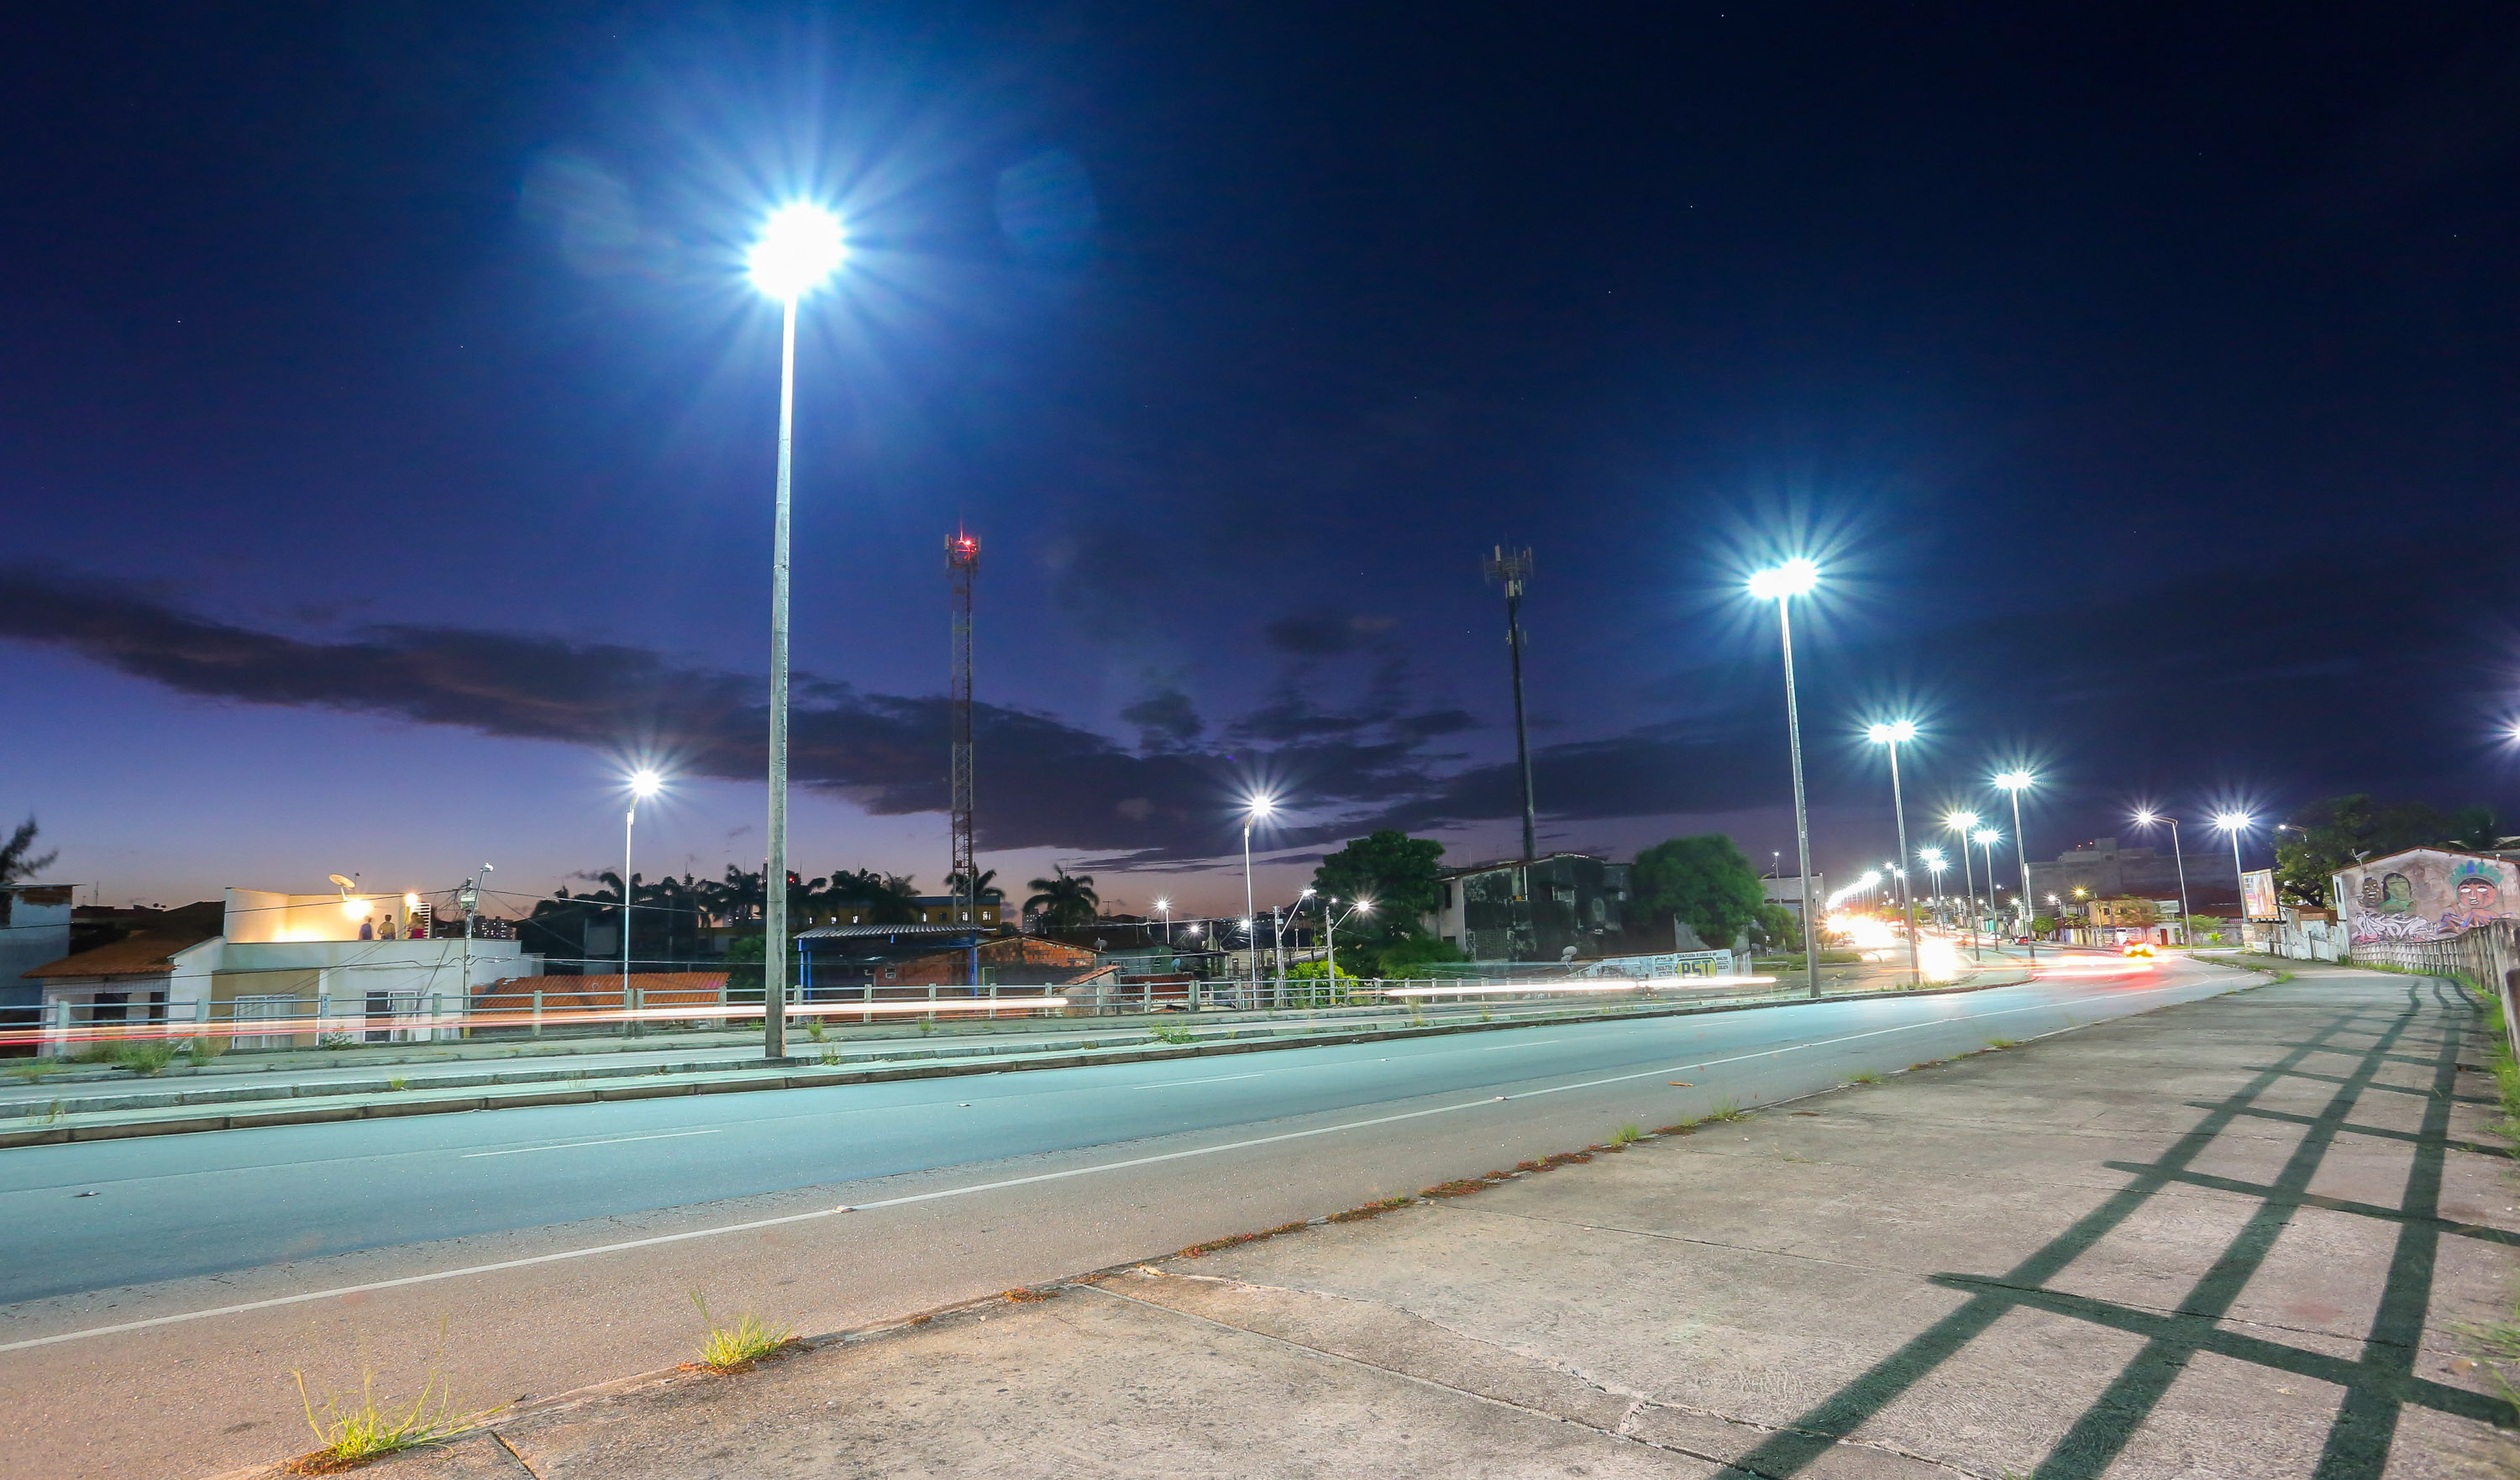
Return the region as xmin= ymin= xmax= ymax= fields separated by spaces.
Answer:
xmin=1483 ymin=546 xmax=1538 ymax=862
xmin=948 ymin=529 xmax=980 ymax=987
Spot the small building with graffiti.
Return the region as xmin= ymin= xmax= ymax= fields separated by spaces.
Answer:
xmin=2334 ymin=848 xmax=2517 ymax=947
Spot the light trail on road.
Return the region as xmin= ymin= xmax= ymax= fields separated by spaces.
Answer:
xmin=0 ymin=962 xmax=2230 ymax=1313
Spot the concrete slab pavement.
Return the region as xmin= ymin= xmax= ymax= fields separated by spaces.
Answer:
xmin=309 ymin=964 xmax=2516 ymax=1479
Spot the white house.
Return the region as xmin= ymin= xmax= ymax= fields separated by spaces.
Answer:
xmin=28 ymin=888 xmax=533 ymax=1053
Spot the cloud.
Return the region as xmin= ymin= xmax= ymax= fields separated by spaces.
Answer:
xmin=7 ymin=538 xmax=2508 ymax=873
xmin=1263 ymin=611 xmax=1394 ymax=656
xmin=1118 ymin=687 xmax=1204 ymax=753
xmin=0 ymin=568 xmax=1446 ymax=862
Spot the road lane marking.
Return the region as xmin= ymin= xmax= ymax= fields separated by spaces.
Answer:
xmin=1483 ymin=1039 xmax=1564 ymax=1050
xmin=1127 ymin=1073 xmax=1266 ymax=1089
xmin=0 ymin=974 xmax=2238 ymax=1353
xmin=461 ymin=1129 xmax=725 ymax=1158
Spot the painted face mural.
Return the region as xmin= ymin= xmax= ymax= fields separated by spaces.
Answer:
xmin=2380 ymin=874 xmax=2416 ymax=914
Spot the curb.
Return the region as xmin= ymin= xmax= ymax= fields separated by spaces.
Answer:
xmin=5 ymin=973 xmax=2036 ymax=1150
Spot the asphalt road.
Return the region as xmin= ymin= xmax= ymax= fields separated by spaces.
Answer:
xmin=2 ymin=954 xmax=2223 ymax=1304
xmin=0 ymin=955 xmax=2250 ymax=1480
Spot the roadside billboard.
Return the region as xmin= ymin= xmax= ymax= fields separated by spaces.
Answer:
xmin=2241 ymin=869 xmax=2280 ymax=922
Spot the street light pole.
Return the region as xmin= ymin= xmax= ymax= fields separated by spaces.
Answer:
xmin=1242 ymin=799 xmax=1269 ymax=1006
xmin=1974 ymin=828 xmax=2002 ymax=954
xmin=1749 ymin=559 xmax=1822 ymax=998
xmin=1868 ymin=722 xmax=1920 ymax=986
xmin=2134 ymin=811 xmax=2196 ymax=949
xmin=623 ymin=772 xmax=659 ymax=1033
xmin=2216 ymin=813 xmax=2252 ymax=940
xmin=1995 ymin=772 xmax=2036 ymax=963
xmin=746 ymin=204 xmax=843 ymax=1061
xmin=1946 ymin=813 xmax=1980 ymax=962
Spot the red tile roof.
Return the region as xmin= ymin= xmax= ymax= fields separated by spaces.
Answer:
xmin=24 ymin=927 xmax=219 ymax=980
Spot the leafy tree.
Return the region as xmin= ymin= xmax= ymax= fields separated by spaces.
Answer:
xmin=721 ymin=933 xmax=764 ymax=1002
xmin=1749 ymin=902 xmax=1801 ymax=952
xmin=1362 ymin=933 xmax=1474 ymax=979
xmin=1025 ymin=866 xmax=1100 ymax=931
xmin=1310 ymin=831 xmax=1447 ymax=941
xmin=2272 ymin=795 xmax=2491 ymax=907
xmin=2451 ymin=806 xmax=2501 ymax=853
xmin=1631 ymin=835 xmax=1766 ymax=951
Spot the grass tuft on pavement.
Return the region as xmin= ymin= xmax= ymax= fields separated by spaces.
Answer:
xmin=289 ymin=1367 xmax=475 ymax=1472
xmin=1847 ymin=1068 xmax=1884 ymax=1084
xmin=690 ymin=1292 xmax=796 ymax=1372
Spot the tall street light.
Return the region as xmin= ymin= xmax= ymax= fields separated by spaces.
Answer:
xmin=1944 ymin=811 xmax=1980 ymax=959
xmin=1867 ymin=721 xmax=1921 ymax=985
xmin=1242 ymin=795 xmax=1273 ymax=1005
xmin=1748 ymin=557 xmax=1822 ymax=997
xmin=2132 ymin=809 xmax=2194 ymax=947
xmin=623 ymin=770 xmax=662 ymax=1023
xmin=2216 ymin=811 xmax=2253 ymax=933
xmin=1323 ymin=897 xmax=1373 ymax=983
xmin=1919 ymin=847 xmax=1947 ymax=930
xmin=1154 ymin=896 xmax=1173 ymax=944
xmin=1972 ymin=827 xmax=2002 ymax=948
xmin=746 ymin=202 xmax=847 ymax=1060
xmin=1993 ymin=771 xmax=2036 ymax=963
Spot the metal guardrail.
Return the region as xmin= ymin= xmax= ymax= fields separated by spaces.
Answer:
xmin=1 ymin=970 xmax=1809 ymax=1054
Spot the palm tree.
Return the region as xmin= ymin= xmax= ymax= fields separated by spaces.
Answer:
xmin=1024 ymin=867 xmax=1100 ymax=932
xmin=0 ymin=815 xmax=55 ymax=888
xmin=946 ymin=868 xmax=1004 ymax=903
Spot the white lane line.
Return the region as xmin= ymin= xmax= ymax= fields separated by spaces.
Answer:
xmin=461 ymin=1129 xmax=725 ymax=1159
xmin=1127 ymin=1073 xmax=1266 ymax=1090
xmin=1482 ymin=1039 xmax=1564 ymax=1050
xmin=0 ymin=976 xmax=2230 ymax=1354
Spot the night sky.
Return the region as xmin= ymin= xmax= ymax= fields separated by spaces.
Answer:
xmin=6 ymin=3 xmax=2518 ymax=918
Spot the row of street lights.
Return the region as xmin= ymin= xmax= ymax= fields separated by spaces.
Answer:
xmin=1751 ymin=556 xmax=2273 ymax=986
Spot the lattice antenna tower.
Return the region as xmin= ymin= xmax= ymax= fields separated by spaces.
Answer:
xmin=1482 ymin=544 xmax=1538 ymax=862
xmin=948 ymin=529 xmax=980 ymax=913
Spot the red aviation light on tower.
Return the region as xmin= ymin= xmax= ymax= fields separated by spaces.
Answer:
xmin=949 ymin=531 xmax=979 ymax=564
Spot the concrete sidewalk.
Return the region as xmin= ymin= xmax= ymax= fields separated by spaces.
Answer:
xmin=302 ymin=964 xmax=2517 ymax=1479
xmin=0 ymin=968 xmax=2033 ymax=1149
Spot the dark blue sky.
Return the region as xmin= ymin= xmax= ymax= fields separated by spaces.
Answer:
xmin=5 ymin=2 xmax=2518 ymax=916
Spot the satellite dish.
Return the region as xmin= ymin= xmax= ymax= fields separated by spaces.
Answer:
xmin=328 ymin=874 xmax=358 ymax=894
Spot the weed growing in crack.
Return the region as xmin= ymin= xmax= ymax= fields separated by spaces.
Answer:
xmin=1148 ymin=1023 xmax=1194 ymax=1046
xmin=1848 ymin=1069 xmax=1883 ymax=1084
xmin=113 ymin=1041 xmax=177 ymax=1077
xmin=290 ymin=1367 xmax=477 ymax=1470
xmin=1700 ymin=1099 xmax=1747 ymax=1123
xmin=690 ymin=1292 xmax=795 ymax=1372
xmin=1177 ymin=1220 xmax=1310 ymax=1257
xmin=1983 ymin=1037 xmax=2019 ymax=1051
xmin=1327 ymin=1195 xmax=1416 ymax=1223
xmin=1610 ymin=1122 xmax=1643 ymax=1146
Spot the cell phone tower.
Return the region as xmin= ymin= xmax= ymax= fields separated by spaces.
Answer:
xmin=947 ymin=529 xmax=980 ymax=919
xmin=1483 ymin=544 xmax=1537 ymax=862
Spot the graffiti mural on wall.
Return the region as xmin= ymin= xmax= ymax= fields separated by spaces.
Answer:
xmin=2336 ymin=850 xmax=2516 ymax=943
